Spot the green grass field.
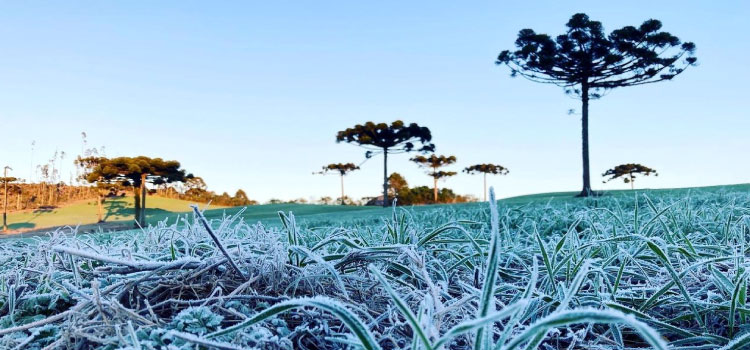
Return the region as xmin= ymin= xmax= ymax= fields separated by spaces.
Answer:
xmin=4 ymin=196 xmax=215 ymax=233
xmin=2 ymin=183 xmax=750 ymax=349
xmin=5 ymin=183 xmax=749 ymax=236
xmin=2 ymin=195 xmax=379 ymax=235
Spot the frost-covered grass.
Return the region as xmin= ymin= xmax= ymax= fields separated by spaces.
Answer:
xmin=1 ymin=186 xmax=749 ymax=349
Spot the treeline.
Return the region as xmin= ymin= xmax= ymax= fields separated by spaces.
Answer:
xmin=0 ymin=183 xmax=99 ymax=211
xmin=154 ymin=177 xmax=258 ymax=207
xmin=387 ymin=173 xmax=475 ymax=205
xmin=267 ymin=172 xmax=476 ymax=206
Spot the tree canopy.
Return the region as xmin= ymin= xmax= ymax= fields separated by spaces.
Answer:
xmin=602 ymin=163 xmax=658 ymax=189
xmin=463 ymin=164 xmax=509 ymax=176
xmin=321 ymin=163 xmax=360 ymax=176
xmin=0 ymin=177 xmax=18 ymax=185
xmin=336 ymin=121 xmax=435 ymax=157
xmin=81 ymin=156 xmax=190 ymax=187
xmin=496 ymin=13 xmax=696 ymax=94
xmin=410 ymin=154 xmax=456 ymax=169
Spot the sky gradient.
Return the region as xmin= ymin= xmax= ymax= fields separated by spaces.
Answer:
xmin=1 ymin=1 xmax=748 ymax=202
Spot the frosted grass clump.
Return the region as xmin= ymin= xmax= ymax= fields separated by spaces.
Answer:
xmin=0 ymin=186 xmax=749 ymax=349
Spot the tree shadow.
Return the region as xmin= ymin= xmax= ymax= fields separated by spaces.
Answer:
xmin=102 ymin=198 xmax=175 ymax=223
xmin=33 ymin=206 xmax=57 ymax=213
xmin=103 ymin=199 xmax=130 ymax=222
xmin=8 ymin=222 xmax=36 ymax=230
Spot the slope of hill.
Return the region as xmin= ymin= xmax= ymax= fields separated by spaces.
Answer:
xmin=3 ymin=183 xmax=748 ymax=237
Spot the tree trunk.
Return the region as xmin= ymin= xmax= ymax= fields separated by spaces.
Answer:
xmin=97 ymin=193 xmax=104 ymax=222
xmin=579 ymin=80 xmax=593 ymax=197
xmin=382 ymin=148 xmax=388 ymax=207
xmin=133 ymin=185 xmax=141 ymax=227
xmin=340 ymin=174 xmax=345 ymax=205
xmin=140 ymin=173 xmax=147 ymax=225
xmin=433 ymin=177 xmax=438 ymax=202
xmin=483 ymin=173 xmax=487 ymax=202
xmin=3 ymin=181 xmax=7 ymax=232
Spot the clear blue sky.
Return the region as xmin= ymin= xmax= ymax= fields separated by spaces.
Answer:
xmin=1 ymin=1 xmax=748 ymax=202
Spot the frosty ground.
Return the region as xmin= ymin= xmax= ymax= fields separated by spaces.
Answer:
xmin=1 ymin=185 xmax=749 ymax=350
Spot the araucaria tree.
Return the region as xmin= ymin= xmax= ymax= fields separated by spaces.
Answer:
xmin=80 ymin=156 xmax=191 ymax=227
xmin=602 ymin=163 xmax=658 ymax=190
xmin=336 ymin=121 xmax=434 ymax=207
xmin=464 ymin=163 xmax=509 ymax=201
xmin=497 ymin=13 xmax=696 ymax=196
xmin=318 ymin=163 xmax=360 ymax=205
xmin=410 ymin=154 xmax=457 ymax=202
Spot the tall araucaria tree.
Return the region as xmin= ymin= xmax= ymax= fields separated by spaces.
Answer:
xmin=317 ymin=163 xmax=360 ymax=205
xmin=79 ymin=156 xmax=191 ymax=227
xmin=463 ymin=163 xmax=509 ymax=201
xmin=336 ymin=121 xmax=434 ymax=207
xmin=602 ymin=163 xmax=658 ymax=190
xmin=496 ymin=13 xmax=696 ymax=197
xmin=410 ymin=154 xmax=457 ymax=202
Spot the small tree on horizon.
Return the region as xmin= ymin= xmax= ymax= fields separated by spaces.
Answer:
xmin=497 ymin=13 xmax=696 ymax=197
xmin=79 ymin=156 xmax=191 ymax=227
xmin=336 ymin=121 xmax=434 ymax=207
xmin=387 ymin=172 xmax=409 ymax=199
xmin=411 ymin=154 xmax=457 ymax=202
xmin=464 ymin=163 xmax=509 ymax=201
xmin=602 ymin=163 xmax=658 ymax=190
xmin=317 ymin=163 xmax=360 ymax=205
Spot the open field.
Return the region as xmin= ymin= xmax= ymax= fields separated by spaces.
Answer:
xmin=1 ymin=183 xmax=749 ymax=349
xmin=1 ymin=196 xmax=377 ymax=236
xmin=6 ymin=183 xmax=750 ymax=238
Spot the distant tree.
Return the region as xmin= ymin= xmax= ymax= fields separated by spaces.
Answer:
xmin=463 ymin=164 xmax=509 ymax=201
xmin=317 ymin=163 xmax=360 ymax=205
xmin=230 ymin=189 xmax=256 ymax=206
xmin=1 ymin=166 xmax=17 ymax=232
xmin=336 ymin=121 xmax=434 ymax=207
xmin=387 ymin=172 xmax=409 ymax=198
xmin=319 ymin=196 xmax=333 ymax=205
xmin=185 ymin=176 xmax=207 ymax=192
xmin=497 ymin=13 xmax=696 ymax=197
xmin=384 ymin=172 xmax=474 ymax=205
xmin=411 ymin=154 xmax=457 ymax=201
xmin=334 ymin=196 xmax=355 ymax=205
xmin=602 ymin=163 xmax=658 ymax=190
xmin=234 ymin=189 xmax=248 ymax=203
xmin=80 ymin=156 xmax=191 ymax=227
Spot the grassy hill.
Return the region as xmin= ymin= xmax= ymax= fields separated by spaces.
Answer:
xmin=3 ymin=183 xmax=748 ymax=237
xmin=3 ymin=196 xmax=212 ymax=233
xmin=3 ymin=182 xmax=749 ymax=348
xmin=1 ymin=195 xmax=378 ymax=236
